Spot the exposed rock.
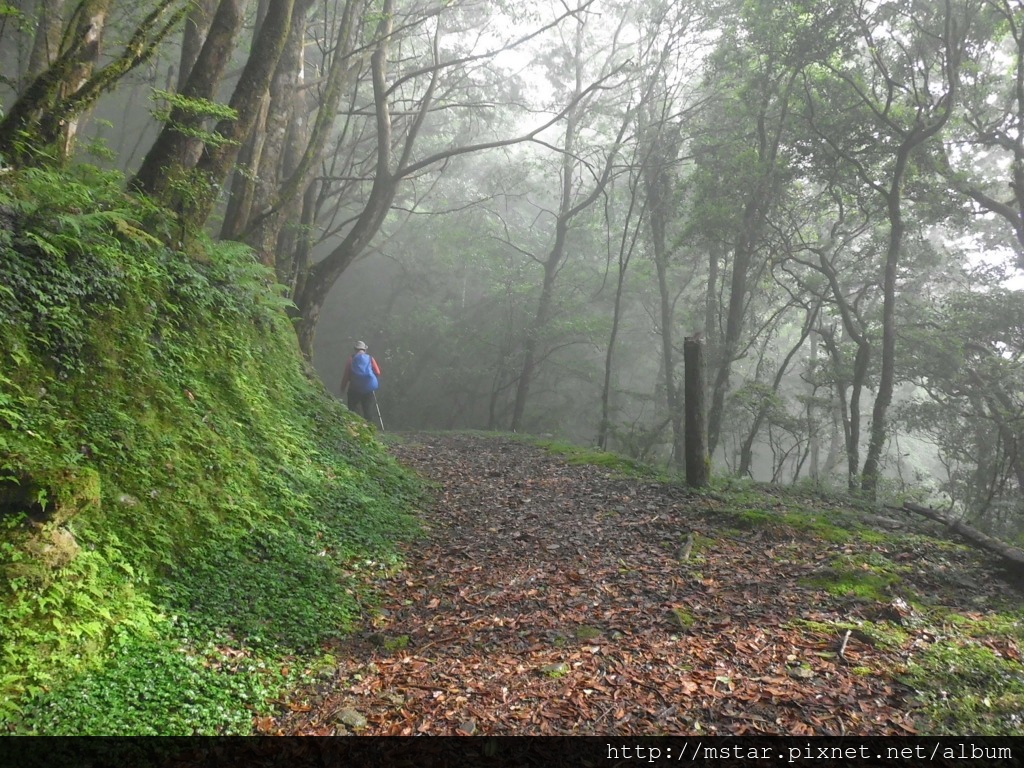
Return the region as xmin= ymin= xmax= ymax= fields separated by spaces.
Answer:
xmin=1 ymin=467 xmax=99 ymax=583
xmin=335 ymin=708 xmax=367 ymax=730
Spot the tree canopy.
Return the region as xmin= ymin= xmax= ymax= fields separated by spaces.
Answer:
xmin=2 ymin=0 xmax=1022 ymax=521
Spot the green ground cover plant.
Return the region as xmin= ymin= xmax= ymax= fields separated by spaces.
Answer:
xmin=0 ymin=164 xmax=423 ymax=732
xmin=525 ymin=435 xmax=666 ymax=478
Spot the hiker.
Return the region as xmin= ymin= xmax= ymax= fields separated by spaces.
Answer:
xmin=341 ymin=340 xmax=381 ymax=423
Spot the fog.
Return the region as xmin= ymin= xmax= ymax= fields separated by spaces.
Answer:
xmin=2 ymin=0 xmax=1023 ymax=530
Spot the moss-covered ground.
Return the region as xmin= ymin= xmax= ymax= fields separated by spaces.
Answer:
xmin=0 ymin=165 xmax=423 ymax=733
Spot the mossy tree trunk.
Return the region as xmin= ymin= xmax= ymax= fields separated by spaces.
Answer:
xmin=130 ymin=0 xmax=248 ymax=199
xmin=0 ymin=0 xmax=183 ymax=164
xmin=131 ymin=0 xmax=297 ymax=232
xmin=26 ymin=0 xmax=68 ymax=85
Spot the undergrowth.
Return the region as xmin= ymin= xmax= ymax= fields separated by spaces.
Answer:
xmin=903 ymin=637 xmax=1024 ymax=734
xmin=12 ymin=635 xmax=280 ymax=735
xmin=525 ymin=436 xmax=665 ymax=479
xmin=0 ymin=164 xmax=423 ymax=732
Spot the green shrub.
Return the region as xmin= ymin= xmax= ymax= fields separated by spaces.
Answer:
xmin=160 ymin=527 xmax=359 ymax=653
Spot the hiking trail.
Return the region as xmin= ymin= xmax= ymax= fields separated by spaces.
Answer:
xmin=270 ymin=432 xmax=1018 ymax=736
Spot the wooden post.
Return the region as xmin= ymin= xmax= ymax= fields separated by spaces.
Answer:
xmin=684 ymin=336 xmax=709 ymax=488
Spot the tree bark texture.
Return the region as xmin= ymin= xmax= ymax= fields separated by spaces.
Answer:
xmin=509 ymin=56 xmax=578 ymax=432
xmin=0 ymin=0 xmax=182 ymax=163
xmin=705 ymin=59 xmax=802 ymax=457
xmin=131 ymin=0 xmax=247 ymax=198
xmin=177 ymin=0 xmax=217 ymax=88
xmin=188 ymin=0 xmax=296 ymax=227
xmin=0 ymin=0 xmax=109 ymax=157
xmin=26 ymin=0 xmax=67 ymax=84
xmin=294 ymin=0 xmax=396 ymax=358
xmin=643 ymin=121 xmax=684 ymax=467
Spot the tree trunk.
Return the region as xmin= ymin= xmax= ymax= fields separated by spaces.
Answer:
xmin=509 ymin=12 xmax=628 ymax=432
xmin=223 ymin=0 xmax=312 ymax=257
xmin=188 ymin=0 xmax=296 ymax=228
xmin=707 ymin=204 xmax=756 ymax=458
xmin=818 ymin=321 xmax=870 ymax=491
xmin=508 ymin=16 xmax=586 ymax=434
xmin=0 ymin=0 xmax=183 ymax=164
xmin=219 ymin=93 xmax=270 ymax=240
xmin=52 ymin=0 xmax=110 ymax=158
xmin=285 ymin=180 xmax=318 ymax=297
xmin=131 ymin=0 xmax=247 ymax=198
xmin=808 ymin=329 xmax=820 ymax=481
xmin=737 ymin=304 xmax=817 ymax=477
xmin=510 ymin=237 xmax=562 ymax=433
xmin=642 ymin=121 xmax=684 ymax=467
xmin=653 ymin=235 xmax=684 ymax=469
xmin=684 ymin=336 xmax=709 ymax=488
xmin=901 ymin=502 xmax=1024 ymax=570
xmin=293 ymin=0 xmax=397 ymax=358
xmin=861 ymin=146 xmax=910 ymax=496
xmin=597 ymin=256 xmax=628 ymax=450
xmin=704 ymin=240 xmax=721 ymax=350
xmin=0 ymin=0 xmax=110 ymax=158
xmin=26 ymin=0 xmax=67 ymax=84
xmin=856 ymin=0 xmax=963 ymax=497
xmin=177 ymin=0 xmax=217 ymax=88
xmin=291 ymin=1 xmax=625 ymax=359
xmin=597 ymin=175 xmax=640 ymax=450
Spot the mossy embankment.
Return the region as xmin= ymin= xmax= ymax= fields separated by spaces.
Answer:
xmin=0 ymin=165 xmax=422 ymax=733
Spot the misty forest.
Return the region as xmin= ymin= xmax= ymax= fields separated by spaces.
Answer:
xmin=3 ymin=0 xmax=1024 ymax=739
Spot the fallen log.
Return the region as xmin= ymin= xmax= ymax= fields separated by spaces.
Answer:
xmin=899 ymin=502 xmax=1024 ymax=569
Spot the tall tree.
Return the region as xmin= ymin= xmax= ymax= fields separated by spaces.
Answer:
xmin=901 ymin=283 xmax=1024 ymax=530
xmin=290 ymin=0 xmax=620 ymax=359
xmin=26 ymin=0 xmax=68 ymax=84
xmin=942 ymin=0 xmax=1024 ymax=267
xmin=0 ymin=0 xmax=185 ymax=163
xmin=132 ymin=0 xmax=298 ymax=230
xmin=594 ymin=0 xmax=703 ymax=454
xmin=596 ymin=142 xmax=645 ymax=451
xmin=696 ymin=0 xmax=836 ymax=457
xmin=809 ymin=0 xmax=971 ymax=496
xmin=508 ymin=6 xmax=632 ymax=432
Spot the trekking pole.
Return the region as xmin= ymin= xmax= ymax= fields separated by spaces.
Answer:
xmin=372 ymin=392 xmax=385 ymax=431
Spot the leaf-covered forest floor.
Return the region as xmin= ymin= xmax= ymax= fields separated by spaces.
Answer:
xmin=269 ymin=433 xmax=1024 ymax=736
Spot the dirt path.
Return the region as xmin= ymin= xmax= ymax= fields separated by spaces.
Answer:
xmin=274 ymin=433 xmax=944 ymax=735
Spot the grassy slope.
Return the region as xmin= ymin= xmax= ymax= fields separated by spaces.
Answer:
xmin=0 ymin=165 xmax=422 ymax=733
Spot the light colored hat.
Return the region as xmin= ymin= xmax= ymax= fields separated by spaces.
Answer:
xmin=354 ymin=340 xmax=368 ymax=350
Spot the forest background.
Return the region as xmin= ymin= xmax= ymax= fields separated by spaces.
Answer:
xmin=2 ymin=0 xmax=1024 ymax=534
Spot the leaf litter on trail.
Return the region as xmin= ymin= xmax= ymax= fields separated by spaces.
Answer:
xmin=272 ymin=433 xmax=1018 ymax=736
